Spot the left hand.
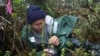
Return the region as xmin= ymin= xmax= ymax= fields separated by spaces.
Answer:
xmin=49 ymin=36 xmax=59 ymax=46
xmin=43 ymin=49 xmax=52 ymax=56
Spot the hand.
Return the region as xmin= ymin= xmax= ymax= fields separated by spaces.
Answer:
xmin=43 ymin=49 xmax=52 ymax=56
xmin=49 ymin=36 xmax=59 ymax=46
xmin=43 ymin=48 xmax=56 ymax=56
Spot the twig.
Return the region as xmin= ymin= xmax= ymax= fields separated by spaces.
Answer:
xmin=15 ymin=32 xmax=24 ymax=51
xmin=15 ymin=45 xmax=21 ymax=56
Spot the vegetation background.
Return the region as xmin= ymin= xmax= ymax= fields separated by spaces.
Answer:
xmin=0 ymin=0 xmax=100 ymax=56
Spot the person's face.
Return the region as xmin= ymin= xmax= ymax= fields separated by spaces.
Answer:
xmin=31 ymin=19 xmax=45 ymax=33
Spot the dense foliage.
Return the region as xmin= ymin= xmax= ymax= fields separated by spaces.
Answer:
xmin=0 ymin=0 xmax=100 ymax=56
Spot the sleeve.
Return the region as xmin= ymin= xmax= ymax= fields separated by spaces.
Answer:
xmin=57 ymin=36 xmax=70 ymax=49
xmin=54 ymin=15 xmax=78 ymax=50
xmin=21 ymin=25 xmax=30 ymax=41
xmin=21 ymin=25 xmax=27 ymax=41
xmin=21 ymin=24 xmax=36 ymax=49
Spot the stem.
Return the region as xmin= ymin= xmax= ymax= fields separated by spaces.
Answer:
xmin=42 ymin=21 xmax=45 ymax=48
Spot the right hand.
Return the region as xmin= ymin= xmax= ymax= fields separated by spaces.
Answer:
xmin=49 ymin=36 xmax=59 ymax=46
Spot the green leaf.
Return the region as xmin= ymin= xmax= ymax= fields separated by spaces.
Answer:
xmin=66 ymin=41 xmax=73 ymax=47
xmin=94 ymin=3 xmax=100 ymax=13
xmin=13 ymin=0 xmax=21 ymax=5
xmin=88 ymin=0 xmax=93 ymax=5
xmin=45 ymin=3 xmax=55 ymax=17
xmin=11 ymin=13 xmax=18 ymax=19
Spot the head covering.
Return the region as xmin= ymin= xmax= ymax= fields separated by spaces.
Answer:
xmin=27 ymin=5 xmax=46 ymax=24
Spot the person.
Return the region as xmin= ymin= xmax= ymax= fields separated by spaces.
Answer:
xmin=21 ymin=5 xmax=78 ymax=56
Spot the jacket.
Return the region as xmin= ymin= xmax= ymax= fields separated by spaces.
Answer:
xmin=21 ymin=15 xmax=78 ymax=56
